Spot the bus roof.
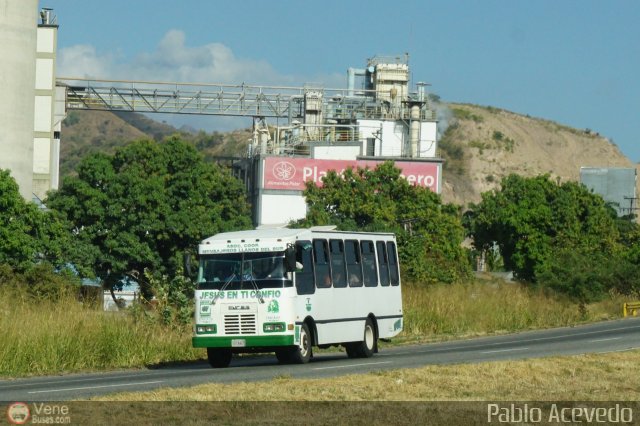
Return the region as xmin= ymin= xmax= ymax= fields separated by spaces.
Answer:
xmin=198 ymin=227 xmax=396 ymax=255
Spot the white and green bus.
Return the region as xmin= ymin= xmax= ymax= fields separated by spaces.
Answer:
xmin=192 ymin=227 xmax=403 ymax=368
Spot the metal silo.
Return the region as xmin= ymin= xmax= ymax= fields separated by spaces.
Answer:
xmin=0 ymin=0 xmax=38 ymax=199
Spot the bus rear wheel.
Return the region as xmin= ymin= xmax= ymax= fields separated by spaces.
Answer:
xmin=345 ymin=318 xmax=376 ymax=358
xmin=207 ymin=348 xmax=232 ymax=368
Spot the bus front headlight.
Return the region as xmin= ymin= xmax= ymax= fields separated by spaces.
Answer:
xmin=263 ymin=322 xmax=285 ymax=333
xmin=196 ymin=324 xmax=217 ymax=334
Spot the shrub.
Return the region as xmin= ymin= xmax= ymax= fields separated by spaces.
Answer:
xmin=452 ymin=107 xmax=484 ymax=123
xmin=0 ymin=263 xmax=80 ymax=302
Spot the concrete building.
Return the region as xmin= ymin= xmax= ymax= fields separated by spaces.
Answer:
xmin=241 ymin=55 xmax=442 ymax=226
xmin=0 ymin=0 xmax=38 ymax=200
xmin=580 ymin=167 xmax=637 ymax=217
xmin=33 ymin=8 xmax=62 ymax=201
xmin=0 ymin=2 xmax=61 ymax=202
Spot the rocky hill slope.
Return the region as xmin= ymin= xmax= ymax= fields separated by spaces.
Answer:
xmin=60 ymin=110 xmax=252 ymax=177
xmin=438 ymin=103 xmax=637 ymax=206
xmin=59 ymin=107 xmax=637 ymax=206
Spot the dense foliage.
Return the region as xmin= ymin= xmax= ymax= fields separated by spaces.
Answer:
xmin=296 ymin=161 xmax=472 ymax=283
xmin=466 ymin=174 xmax=640 ymax=301
xmin=46 ymin=138 xmax=252 ymax=298
xmin=0 ymin=169 xmax=81 ymax=273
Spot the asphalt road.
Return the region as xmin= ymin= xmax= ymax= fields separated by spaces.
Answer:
xmin=1 ymin=317 xmax=639 ymax=401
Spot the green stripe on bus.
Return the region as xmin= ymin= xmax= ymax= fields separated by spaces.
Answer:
xmin=192 ymin=335 xmax=295 ymax=348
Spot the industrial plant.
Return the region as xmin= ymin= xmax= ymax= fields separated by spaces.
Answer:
xmin=3 ymin=3 xmax=634 ymax=226
xmin=0 ymin=3 xmax=442 ymax=226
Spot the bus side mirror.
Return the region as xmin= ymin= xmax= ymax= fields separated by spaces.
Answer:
xmin=285 ymin=245 xmax=297 ymax=272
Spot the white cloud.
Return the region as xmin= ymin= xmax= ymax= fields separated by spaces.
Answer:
xmin=129 ymin=29 xmax=286 ymax=84
xmin=57 ymin=44 xmax=117 ymax=79
xmin=56 ymin=30 xmax=344 ymax=131
xmin=58 ymin=29 xmax=343 ymax=86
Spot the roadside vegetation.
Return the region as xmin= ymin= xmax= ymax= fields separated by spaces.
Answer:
xmin=0 ymin=283 xmax=200 ymax=377
xmin=0 ymin=136 xmax=639 ymax=379
xmin=0 ymin=272 xmax=632 ymax=378
xmin=465 ymin=174 xmax=640 ymax=303
xmin=400 ymin=278 xmax=630 ymax=340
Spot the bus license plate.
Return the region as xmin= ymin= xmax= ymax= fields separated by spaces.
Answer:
xmin=232 ymin=339 xmax=246 ymax=347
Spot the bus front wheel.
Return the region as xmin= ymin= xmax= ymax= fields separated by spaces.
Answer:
xmin=289 ymin=323 xmax=312 ymax=364
xmin=345 ymin=318 xmax=376 ymax=358
xmin=207 ymin=348 xmax=232 ymax=368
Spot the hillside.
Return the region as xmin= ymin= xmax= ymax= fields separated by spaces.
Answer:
xmin=60 ymin=110 xmax=252 ymax=176
xmin=438 ymin=103 xmax=638 ymax=206
xmin=59 ymin=107 xmax=637 ymax=206
xmin=60 ymin=110 xmax=172 ymax=176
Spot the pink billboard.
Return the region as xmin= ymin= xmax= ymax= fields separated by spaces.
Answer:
xmin=262 ymin=157 xmax=440 ymax=192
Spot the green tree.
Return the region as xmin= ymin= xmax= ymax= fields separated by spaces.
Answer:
xmin=467 ymin=174 xmax=621 ymax=287
xmin=612 ymin=218 xmax=640 ymax=296
xmin=0 ymin=169 xmax=77 ymax=272
xmin=46 ymin=138 xmax=252 ymax=298
xmin=296 ymin=161 xmax=471 ymax=283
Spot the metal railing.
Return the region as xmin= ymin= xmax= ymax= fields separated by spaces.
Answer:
xmin=60 ymin=78 xmax=305 ymax=118
xmin=57 ymin=77 xmax=435 ymax=122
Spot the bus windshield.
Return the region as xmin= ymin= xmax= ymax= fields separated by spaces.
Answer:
xmin=197 ymin=252 xmax=291 ymax=290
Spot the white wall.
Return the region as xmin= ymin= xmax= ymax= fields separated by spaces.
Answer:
xmin=259 ymin=193 xmax=307 ymax=225
xmin=311 ymin=144 xmax=361 ymax=160
xmin=33 ymin=23 xmax=59 ymax=200
xmin=419 ymin=121 xmax=438 ymax=157
xmin=35 ymin=58 xmax=54 ymax=90
xmin=36 ymin=26 xmax=55 ymax=53
xmin=358 ymin=119 xmax=438 ymax=158
xmin=33 ymin=138 xmax=51 ymax=174
xmin=34 ymin=96 xmax=53 ymax=132
xmin=380 ymin=121 xmax=405 ymax=157
xmin=0 ymin=0 xmax=38 ymax=199
xmin=358 ymin=119 xmax=405 ymax=157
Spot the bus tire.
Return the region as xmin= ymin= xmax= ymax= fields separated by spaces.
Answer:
xmin=290 ymin=323 xmax=312 ymax=364
xmin=275 ymin=349 xmax=291 ymax=364
xmin=347 ymin=318 xmax=376 ymax=358
xmin=207 ymin=348 xmax=232 ymax=368
xmin=345 ymin=343 xmax=359 ymax=358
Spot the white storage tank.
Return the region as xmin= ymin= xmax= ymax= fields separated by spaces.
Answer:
xmin=0 ymin=0 xmax=38 ymax=199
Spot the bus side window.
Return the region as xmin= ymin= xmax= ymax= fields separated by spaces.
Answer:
xmin=345 ymin=240 xmax=363 ymax=287
xmin=387 ymin=241 xmax=400 ymax=286
xmin=313 ymin=239 xmax=332 ymax=288
xmin=295 ymin=241 xmax=315 ymax=295
xmin=376 ymin=241 xmax=390 ymax=286
xmin=330 ymin=239 xmax=347 ymax=288
xmin=361 ymin=240 xmax=378 ymax=287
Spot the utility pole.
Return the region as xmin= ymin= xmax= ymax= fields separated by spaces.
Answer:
xmin=623 ymin=196 xmax=639 ymax=219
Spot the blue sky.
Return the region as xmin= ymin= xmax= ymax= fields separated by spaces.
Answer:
xmin=39 ymin=0 xmax=640 ymax=162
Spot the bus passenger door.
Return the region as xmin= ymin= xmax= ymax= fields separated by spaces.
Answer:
xmin=295 ymin=241 xmax=315 ymax=295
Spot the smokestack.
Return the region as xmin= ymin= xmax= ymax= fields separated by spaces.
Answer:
xmin=410 ymin=104 xmax=420 ymax=157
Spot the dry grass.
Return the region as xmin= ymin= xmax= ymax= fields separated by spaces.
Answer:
xmin=400 ymin=278 xmax=627 ymax=342
xmin=95 ymin=349 xmax=640 ymax=401
xmin=0 ymin=288 xmax=200 ymax=377
xmin=0 ymin=277 xmax=630 ymax=378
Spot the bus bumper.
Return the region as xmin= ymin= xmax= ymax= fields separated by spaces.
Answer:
xmin=192 ymin=335 xmax=295 ymax=349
